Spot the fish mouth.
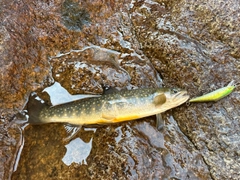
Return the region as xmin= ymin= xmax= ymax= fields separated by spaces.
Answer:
xmin=170 ymin=90 xmax=190 ymax=105
xmin=177 ymin=91 xmax=190 ymax=100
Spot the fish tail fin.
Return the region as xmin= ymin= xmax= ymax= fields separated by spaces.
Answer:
xmin=27 ymin=93 xmax=49 ymax=124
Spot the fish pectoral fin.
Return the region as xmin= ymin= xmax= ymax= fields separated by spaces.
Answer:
xmin=153 ymin=93 xmax=166 ymax=106
xmin=63 ymin=124 xmax=82 ymax=142
xmin=156 ymin=113 xmax=164 ymax=130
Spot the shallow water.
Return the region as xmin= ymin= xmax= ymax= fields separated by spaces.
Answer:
xmin=12 ymin=116 xmax=209 ymax=179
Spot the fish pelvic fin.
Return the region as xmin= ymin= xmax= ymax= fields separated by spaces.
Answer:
xmin=156 ymin=113 xmax=164 ymax=130
xmin=63 ymin=124 xmax=82 ymax=142
xmin=27 ymin=92 xmax=50 ymax=124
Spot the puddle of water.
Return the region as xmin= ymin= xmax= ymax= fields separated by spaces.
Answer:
xmin=62 ymin=127 xmax=96 ymax=166
xmin=62 ymin=137 xmax=93 ymax=166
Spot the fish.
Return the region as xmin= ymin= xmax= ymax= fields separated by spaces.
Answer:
xmin=189 ymin=81 xmax=235 ymax=103
xmin=28 ymin=88 xmax=189 ymax=126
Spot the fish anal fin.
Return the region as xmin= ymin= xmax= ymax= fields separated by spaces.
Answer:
xmin=63 ymin=124 xmax=82 ymax=142
xmin=153 ymin=93 xmax=166 ymax=106
xmin=113 ymin=114 xmax=140 ymax=122
xmin=101 ymin=113 xmax=116 ymax=121
xmin=100 ymin=113 xmax=140 ymax=123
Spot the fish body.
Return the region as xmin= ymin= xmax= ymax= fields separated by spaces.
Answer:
xmin=28 ymin=88 xmax=189 ymax=125
xmin=189 ymin=84 xmax=235 ymax=103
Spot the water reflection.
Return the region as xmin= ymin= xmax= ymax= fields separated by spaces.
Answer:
xmin=43 ymin=81 xmax=100 ymax=105
xmin=62 ymin=127 xmax=96 ymax=166
xmin=62 ymin=137 xmax=92 ymax=165
xmin=114 ymin=126 xmax=123 ymax=143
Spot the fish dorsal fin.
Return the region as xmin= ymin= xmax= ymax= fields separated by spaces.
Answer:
xmin=153 ymin=93 xmax=166 ymax=106
xmin=103 ymin=86 xmax=121 ymax=95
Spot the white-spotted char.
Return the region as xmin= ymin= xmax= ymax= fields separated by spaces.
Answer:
xmin=28 ymin=88 xmax=189 ymax=125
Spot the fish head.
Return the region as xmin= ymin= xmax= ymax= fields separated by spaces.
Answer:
xmin=155 ymin=88 xmax=189 ymax=111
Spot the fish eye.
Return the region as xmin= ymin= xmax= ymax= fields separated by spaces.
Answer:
xmin=171 ymin=88 xmax=179 ymax=94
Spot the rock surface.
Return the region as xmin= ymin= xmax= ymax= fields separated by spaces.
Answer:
xmin=0 ymin=0 xmax=239 ymax=179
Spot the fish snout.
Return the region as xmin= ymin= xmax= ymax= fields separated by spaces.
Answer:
xmin=173 ymin=91 xmax=189 ymax=101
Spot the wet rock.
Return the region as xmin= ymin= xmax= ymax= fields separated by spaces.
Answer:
xmin=0 ymin=119 xmax=22 ymax=180
xmin=50 ymin=46 xmax=162 ymax=95
xmin=176 ymin=97 xmax=240 ymax=179
xmin=50 ymin=46 xmax=131 ymax=94
xmin=61 ymin=0 xmax=91 ymax=31
xmin=12 ymin=117 xmax=211 ymax=180
xmin=1 ymin=0 xmax=239 ymax=179
xmin=130 ymin=0 xmax=240 ymax=179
